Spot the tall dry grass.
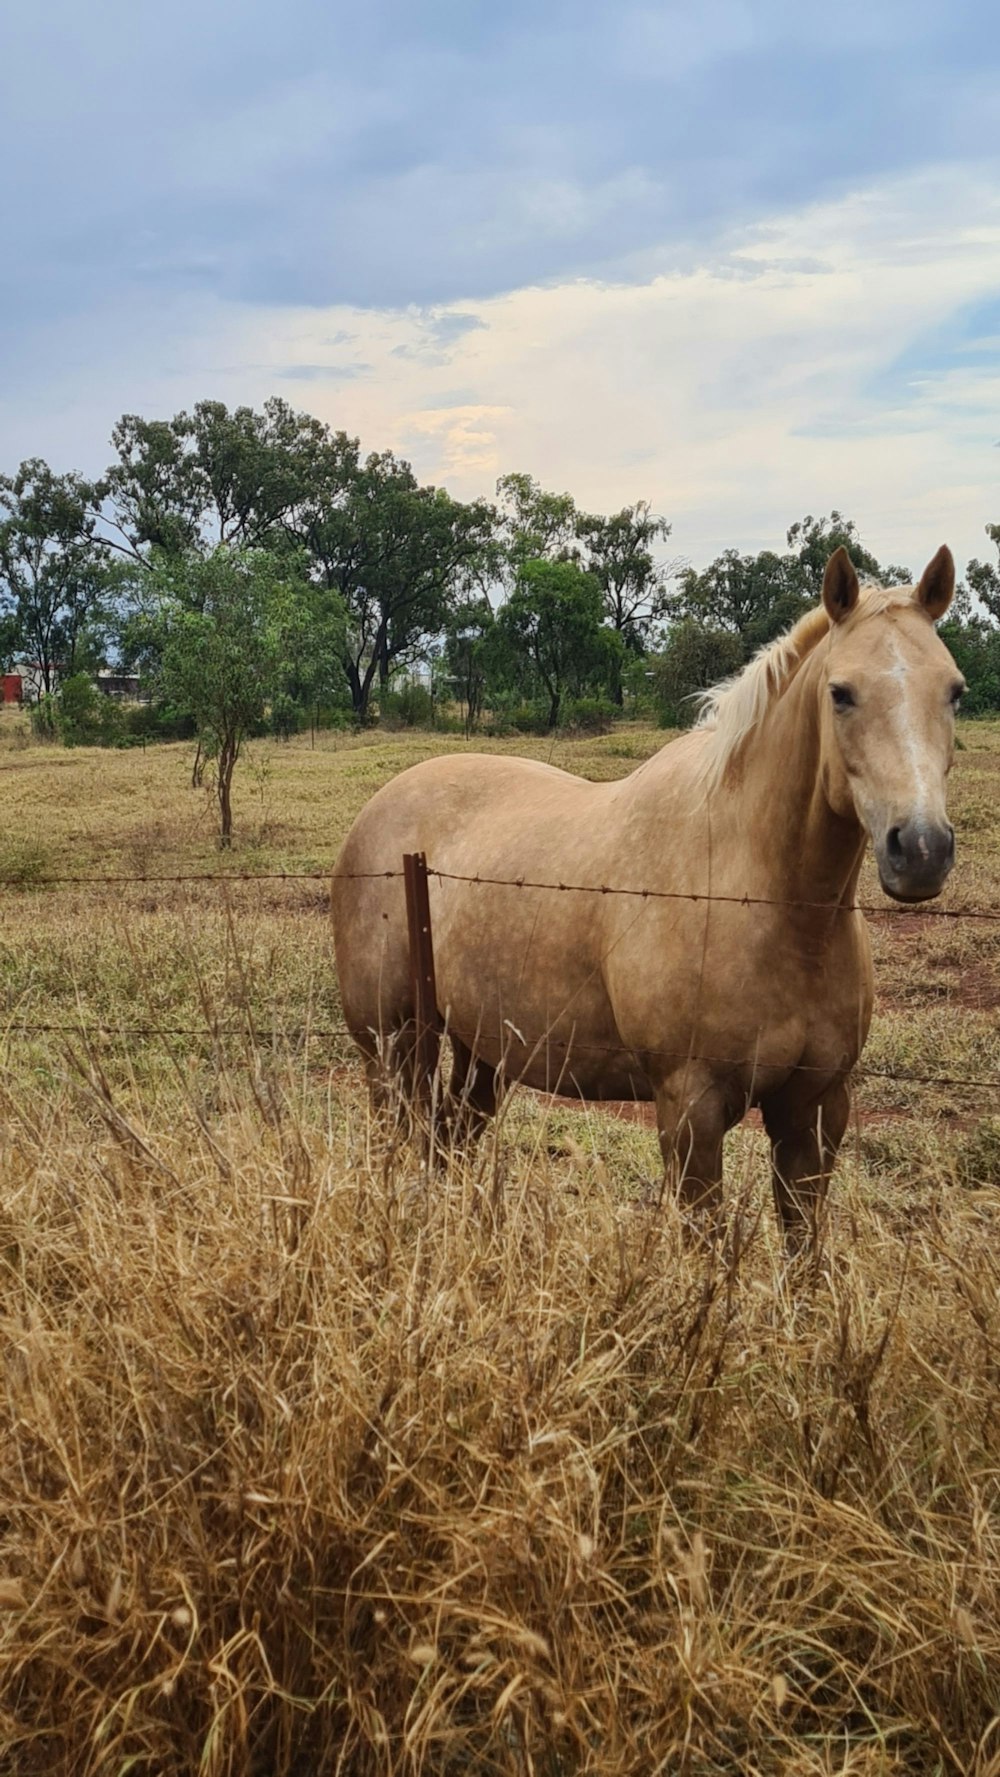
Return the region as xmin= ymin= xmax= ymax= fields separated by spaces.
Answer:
xmin=1 ymin=1044 xmax=998 ymax=1775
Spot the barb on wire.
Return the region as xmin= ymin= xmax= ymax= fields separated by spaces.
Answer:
xmin=1 ymin=860 xmax=999 ymax=923
xmin=425 ymin=866 xmax=1000 ymax=924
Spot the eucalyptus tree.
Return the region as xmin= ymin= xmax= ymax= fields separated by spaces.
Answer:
xmin=492 ymin=558 xmax=622 ymax=729
xmin=0 ymin=458 xmax=110 ymax=693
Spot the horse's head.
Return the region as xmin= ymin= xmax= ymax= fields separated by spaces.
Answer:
xmin=820 ymin=545 xmax=963 ymax=902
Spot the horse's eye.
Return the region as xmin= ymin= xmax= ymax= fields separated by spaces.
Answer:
xmin=950 ymin=682 xmax=965 ymax=709
xmin=830 ymin=683 xmax=856 ymax=712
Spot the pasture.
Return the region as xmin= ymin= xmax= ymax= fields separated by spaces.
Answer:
xmin=1 ymin=714 xmax=1000 ymax=1775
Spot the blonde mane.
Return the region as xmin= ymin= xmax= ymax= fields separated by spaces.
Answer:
xmin=694 ymin=585 xmax=913 ymax=793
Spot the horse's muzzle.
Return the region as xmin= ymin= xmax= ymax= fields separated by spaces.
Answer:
xmin=876 ymin=818 xmax=955 ymax=902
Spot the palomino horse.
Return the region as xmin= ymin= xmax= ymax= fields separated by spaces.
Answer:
xmin=333 ymin=547 xmax=962 ymax=1244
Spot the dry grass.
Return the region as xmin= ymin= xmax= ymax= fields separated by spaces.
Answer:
xmin=2 ymin=713 xmax=1000 ymax=1772
xmin=2 ymin=1065 xmax=1000 ymax=1776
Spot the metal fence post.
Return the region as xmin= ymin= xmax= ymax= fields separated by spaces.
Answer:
xmin=402 ymin=851 xmax=441 ymax=1090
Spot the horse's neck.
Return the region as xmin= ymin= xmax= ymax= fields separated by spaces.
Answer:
xmin=714 ymin=649 xmax=867 ymax=908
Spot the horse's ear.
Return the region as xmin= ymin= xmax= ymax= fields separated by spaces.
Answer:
xmin=916 ymin=545 xmax=955 ymax=621
xmin=822 ymin=546 xmax=860 ymax=624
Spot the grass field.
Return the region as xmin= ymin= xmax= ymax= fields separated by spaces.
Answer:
xmin=1 ymin=712 xmax=999 ymax=1774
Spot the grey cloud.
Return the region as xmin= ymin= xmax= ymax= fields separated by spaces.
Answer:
xmin=2 ymin=0 xmax=998 ymax=342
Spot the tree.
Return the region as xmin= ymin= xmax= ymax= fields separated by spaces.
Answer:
xmin=289 ymin=449 xmax=495 ymax=719
xmin=103 ymin=398 xmax=327 ymax=561
xmin=671 ymin=548 xmax=812 ymax=660
xmin=151 ymin=549 xmax=344 ymax=846
xmin=652 ymin=619 xmax=744 ymax=727
xmin=785 ymin=512 xmax=909 ymax=593
xmin=966 ymin=522 xmax=1000 ymax=624
xmin=494 ymin=472 xmax=578 ymax=588
xmin=576 ymin=501 xmax=677 ymax=701
xmin=492 ymin=558 xmax=621 ymax=728
xmin=671 ymin=514 xmax=911 ymax=666
xmin=0 ymin=458 xmax=110 ymax=694
xmin=443 ymin=596 xmax=495 ymax=735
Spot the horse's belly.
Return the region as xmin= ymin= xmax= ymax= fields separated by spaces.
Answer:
xmin=434 ymin=906 xmax=635 ymax=1096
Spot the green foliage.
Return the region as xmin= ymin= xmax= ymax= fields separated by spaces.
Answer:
xmin=103 ymin=398 xmax=326 ymax=558
xmin=785 ymin=511 xmax=910 ymax=593
xmin=285 ymin=445 xmax=496 ymax=719
xmin=495 ymin=471 xmax=577 ymax=583
xmin=560 ymin=695 xmax=619 ymax=733
xmin=122 ymin=701 xmax=198 ymax=743
xmin=939 ymin=615 xmax=1000 ymax=715
xmin=379 ymin=682 xmax=435 ymax=728
xmin=55 ymin=673 xmax=125 ymax=747
xmin=672 ymin=549 xmax=812 ymax=659
xmin=653 ymin=619 xmax=744 ymax=728
xmin=575 ymin=501 xmax=675 ymax=651
xmin=670 ymin=514 xmax=912 ymax=675
xmin=150 ymin=548 xmax=344 ymax=845
xmin=492 ymin=558 xmax=623 ymax=728
xmin=443 ymin=595 xmax=495 ymax=734
xmin=0 ymin=458 xmax=110 ymax=693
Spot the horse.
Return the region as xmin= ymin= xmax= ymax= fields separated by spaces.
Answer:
xmin=332 ymin=546 xmax=962 ymax=1245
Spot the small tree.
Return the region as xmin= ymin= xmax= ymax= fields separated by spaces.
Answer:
xmin=153 ymin=549 xmax=342 ymax=846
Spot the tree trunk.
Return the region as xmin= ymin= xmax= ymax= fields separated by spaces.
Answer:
xmin=345 ymin=656 xmax=368 ymax=721
xmin=218 ymin=737 xmax=237 ymax=848
xmin=547 ymin=689 xmax=561 ymax=729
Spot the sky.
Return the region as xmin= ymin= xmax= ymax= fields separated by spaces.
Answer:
xmin=2 ymin=0 xmax=1000 ymax=579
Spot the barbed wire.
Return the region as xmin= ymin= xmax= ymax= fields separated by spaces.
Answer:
xmin=2 ymin=1019 xmax=998 ymax=1094
xmin=423 ymin=867 xmax=1000 ymax=923
xmin=2 ymin=861 xmax=1000 ymax=922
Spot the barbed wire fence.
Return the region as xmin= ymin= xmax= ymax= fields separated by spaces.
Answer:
xmin=2 ymin=853 xmax=999 ymax=1097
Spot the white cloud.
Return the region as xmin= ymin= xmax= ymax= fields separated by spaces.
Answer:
xmin=4 ymin=163 xmax=1000 ymax=577
xmin=248 ymin=165 xmax=1000 ymax=573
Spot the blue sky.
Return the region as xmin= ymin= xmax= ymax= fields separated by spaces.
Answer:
xmin=2 ymin=0 xmax=1000 ymax=575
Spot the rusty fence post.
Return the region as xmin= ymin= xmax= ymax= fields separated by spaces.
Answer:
xmin=402 ymin=851 xmax=442 ymax=1092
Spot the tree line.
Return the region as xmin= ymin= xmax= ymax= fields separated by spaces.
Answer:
xmin=2 ymin=397 xmax=999 ymax=842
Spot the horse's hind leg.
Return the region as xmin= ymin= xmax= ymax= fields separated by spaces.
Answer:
xmin=446 ymin=1036 xmax=505 ymax=1148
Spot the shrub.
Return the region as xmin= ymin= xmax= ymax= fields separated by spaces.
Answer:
xmin=55 ymin=675 xmax=126 ymax=747
xmin=561 ymin=696 xmax=618 ymax=734
xmin=122 ymin=702 xmax=198 ymax=744
xmin=653 ymin=621 xmax=744 ymax=728
xmin=506 ymin=703 xmax=551 ymax=735
xmin=379 ymin=683 xmax=434 ymax=728
xmin=269 ymin=692 xmax=305 ymax=740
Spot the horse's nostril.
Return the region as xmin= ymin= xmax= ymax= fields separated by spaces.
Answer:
xmin=887 ymin=826 xmax=905 ymax=869
xmin=947 ymin=825 xmax=956 ymax=861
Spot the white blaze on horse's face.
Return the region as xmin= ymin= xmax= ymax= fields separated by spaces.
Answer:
xmin=820 ymin=545 xmax=963 ymax=903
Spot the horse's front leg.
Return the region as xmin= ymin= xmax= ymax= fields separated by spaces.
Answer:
xmin=761 ymin=1078 xmax=851 ymax=1253
xmin=654 ymin=1069 xmax=730 ymax=1237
